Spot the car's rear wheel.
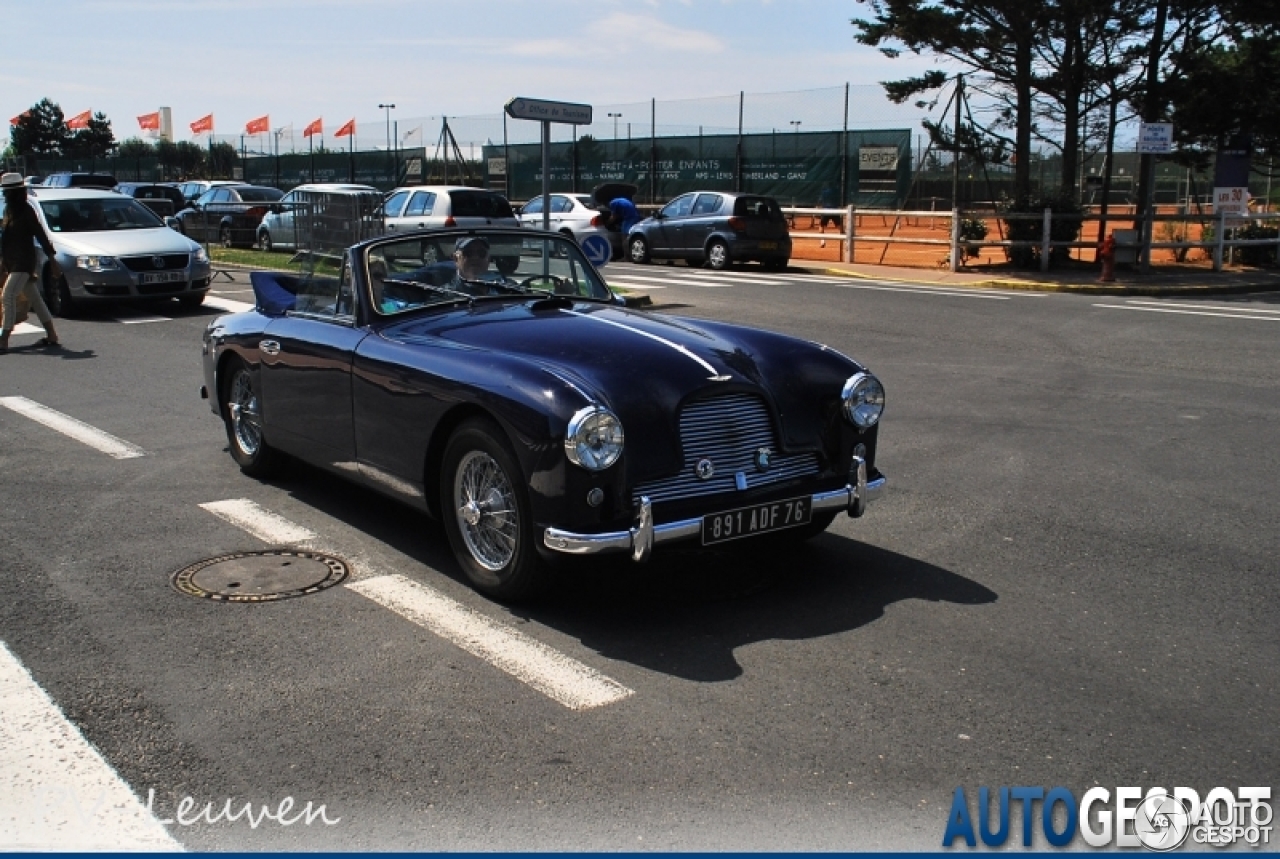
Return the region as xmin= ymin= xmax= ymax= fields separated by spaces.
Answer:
xmin=220 ymin=225 xmax=233 ymax=248
xmin=257 ymin=230 xmax=273 ymax=252
xmin=628 ymin=235 xmax=650 ymax=264
xmin=221 ymin=358 xmax=281 ymax=477
xmin=441 ymin=418 xmax=545 ymax=600
xmin=44 ymin=272 xmax=78 ymax=318
xmin=705 ymin=239 xmax=731 ymax=270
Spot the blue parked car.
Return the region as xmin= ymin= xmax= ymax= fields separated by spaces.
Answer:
xmin=626 ymin=191 xmax=792 ymax=270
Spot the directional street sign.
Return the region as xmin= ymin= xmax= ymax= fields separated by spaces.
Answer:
xmin=580 ymin=234 xmax=612 ymax=268
xmin=505 ymin=97 xmax=592 ymax=126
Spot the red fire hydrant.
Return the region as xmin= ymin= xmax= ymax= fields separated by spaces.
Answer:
xmin=1098 ymin=232 xmax=1117 ymax=282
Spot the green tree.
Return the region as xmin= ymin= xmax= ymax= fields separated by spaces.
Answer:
xmin=117 ymin=138 xmax=154 ymax=159
xmin=209 ymin=141 xmax=237 ymax=178
xmin=9 ymin=98 xmax=68 ymax=157
xmin=66 ymin=112 xmax=116 ymax=159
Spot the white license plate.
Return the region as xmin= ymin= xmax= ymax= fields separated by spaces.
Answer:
xmin=140 ymin=271 xmax=185 ymax=284
xmin=701 ymin=495 xmax=812 ymax=545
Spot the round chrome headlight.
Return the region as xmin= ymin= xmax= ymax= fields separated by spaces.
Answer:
xmin=842 ymin=372 xmax=885 ymax=429
xmin=565 ymin=405 xmax=624 ymax=471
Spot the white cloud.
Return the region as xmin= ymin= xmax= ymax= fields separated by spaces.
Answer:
xmin=584 ymin=12 xmax=724 ymax=54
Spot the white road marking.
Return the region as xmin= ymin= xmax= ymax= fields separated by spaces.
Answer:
xmin=114 ymin=314 xmax=171 ymax=325
xmin=197 ymin=500 xmax=635 ymax=710
xmin=348 ymin=575 xmax=634 ymax=711
xmin=1094 ymin=303 xmax=1280 ymax=322
xmin=1123 ymin=299 xmax=1280 ymax=315
xmin=661 ymin=272 xmax=782 ymax=286
xmin=203 ymin=296 xmax=255 ymax=314
xmin=0 ymin=397 xmax=148 ymax=459
xmin=607 ymin=276 xmax=668 ymax=288
xmin=827 ymin=281 xmax=1012 ymax=300
xmin=0 ymin=641 xmax=182 ymax=851
xmin=198 ymin=498 xmax=317 ymax=544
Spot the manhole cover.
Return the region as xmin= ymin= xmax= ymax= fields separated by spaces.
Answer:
xmin=172 ymin=550 xmax=349 ymax=602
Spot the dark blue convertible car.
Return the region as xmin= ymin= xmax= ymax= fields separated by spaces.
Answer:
xmin=201 ymin=228 xmax=886 ymax=599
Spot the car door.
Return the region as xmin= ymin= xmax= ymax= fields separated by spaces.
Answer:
xmin=258 ymin=263 xmax=367 ymax=464
xmin=652 ymin=193 xmax=694 ymax=258
xmin=274 ymin=190 xmax=299 ymax=249
xmin=685 ymin=193 xmax=724 ymax=255
xmin=191 ymin=189 xmax=223 ymax=242
xmin=382 ymin=190 xmax=410 ymax=232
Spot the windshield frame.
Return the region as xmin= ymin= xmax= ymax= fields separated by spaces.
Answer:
xmin=358 ymin=228 xmax=615 ymax=320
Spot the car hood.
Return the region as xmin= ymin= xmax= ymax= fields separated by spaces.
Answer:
xmin=50 ymin=228 xmax=201 ymax=257
xmin=388 ymin=300 xmax=861 ymax=457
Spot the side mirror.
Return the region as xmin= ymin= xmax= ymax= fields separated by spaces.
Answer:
xmin=164 ymin=216 xmax=180 ymax=230
xmin=652 ymin=211 xmax=665 ymax=221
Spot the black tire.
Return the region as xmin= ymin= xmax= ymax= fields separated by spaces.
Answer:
xmin=440 ymin=418 xmax=545 ymax=600
xmin=705 ymin=239 xmax=731 ymax=270
xmin=257 ymin=230 xmax=273 ymax=252
xmin=220 ymin=358 xmax=281 ymax=477
xmin=44 ymin=272 xmax=78 ymax=318
xmin=628 ymin=235 xmax=650 ymax=264
xmin=763 ymin=257 xmax=789 ymax=271
xmin=219 ymin=224 xmax=233 ymax=249
xmin=177 ymin=292 xmax=206 ymax=310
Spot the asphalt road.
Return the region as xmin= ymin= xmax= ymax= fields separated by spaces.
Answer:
xmin=1 ymin=264 xmax=1276 ymax=851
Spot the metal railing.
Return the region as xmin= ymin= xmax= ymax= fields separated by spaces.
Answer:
xmin=781 ymin=206 xmax=1280 ymax=272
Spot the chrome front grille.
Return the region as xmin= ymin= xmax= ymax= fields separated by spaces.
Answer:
xmin=633 ymin=393 xmax=821 ymax=505
xmin=121 ymin=254 xmax=190 ymax=273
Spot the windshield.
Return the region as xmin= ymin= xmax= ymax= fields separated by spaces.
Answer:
xmin=365 ymin=231 xmax=613 ymax=316
xmin=39 ymin=197 xmax=164 ymax=232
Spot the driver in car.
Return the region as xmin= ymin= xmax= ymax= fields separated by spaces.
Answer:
xmin=450 ymin=236 xmax=508 ymax=295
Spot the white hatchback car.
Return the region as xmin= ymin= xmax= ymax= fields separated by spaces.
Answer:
xmin=517 ymin=193 xmax=622 ymax=257
xmin=381 ymin=186 xmax=518 ymax=233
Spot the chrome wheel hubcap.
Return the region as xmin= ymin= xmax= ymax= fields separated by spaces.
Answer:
xmin=454 ymin=450 xmax=518 ymax=571
xmin=228 ymin=372 xmax=263 ymax=456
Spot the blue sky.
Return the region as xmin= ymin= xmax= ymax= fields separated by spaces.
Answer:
xmin=3 ymin=0 xmax=944 ymax=150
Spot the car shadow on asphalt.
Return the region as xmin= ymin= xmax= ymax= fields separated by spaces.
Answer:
xmin=271 ymin=462 xmax=995 ymax=683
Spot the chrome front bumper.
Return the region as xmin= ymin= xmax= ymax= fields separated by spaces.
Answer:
xmin=543 ymin=457 xmax=886 ymax=561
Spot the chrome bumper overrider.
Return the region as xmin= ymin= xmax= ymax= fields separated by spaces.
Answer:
xmin=544 ymin=457 xmax=886 ymax=561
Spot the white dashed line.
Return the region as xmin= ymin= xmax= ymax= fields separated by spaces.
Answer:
xmin=349 ymin=575 xmax=634 ymax=711
xmin=198 ymin=498 xmax=318 ymax=544
xmin=1094 ymin=303 xmax=1280 ymax=321
xmin=0 ymin=641 xmax=182 ymax=851
xmin=0 ymin=397 xmax=148 ymax=459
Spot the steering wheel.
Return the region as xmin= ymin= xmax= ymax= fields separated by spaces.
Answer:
xmin=519 ymin=275 xmax=574 ymax=294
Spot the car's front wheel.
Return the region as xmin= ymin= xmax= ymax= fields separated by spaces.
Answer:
xmin=220 ymin=225 xmax=234 ymax=248
xmin=628 ymin=235 xmax=650 ymax=264
xmin=441 ymin=418 xmax=545 ymax=600
xmin=257 ymin=230 xmax=273 ymax=252
xmin=44 ymin=272 xmax=78 ymax=318
xmin=221 ymin=358 xmax=281 ymax=477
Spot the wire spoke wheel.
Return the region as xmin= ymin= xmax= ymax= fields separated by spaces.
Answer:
xmin=227 ymin=369 xmax=263 ymax=457
xmin=454 ymin=450 xmax=519 ymax=571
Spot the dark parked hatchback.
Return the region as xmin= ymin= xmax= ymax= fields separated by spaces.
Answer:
xmin=627 ymin=191 xmax=791 ymax=270
xmin=115 ymin=182 xmax=186 ymax=217
xmin=174 ymin=184 xmax=284 ymax=247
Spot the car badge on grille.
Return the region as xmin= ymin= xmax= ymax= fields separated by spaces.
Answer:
xmin=754 ymin=447 xmax=772 ymax=472
xmin=152 ymin=256 xmax=165 ymax=269
xmin=695 ymin=458 xmax=715 ymax=480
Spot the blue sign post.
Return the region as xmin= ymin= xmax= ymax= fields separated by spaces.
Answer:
xmin=580 ymin=234 xmax=612 ymax=268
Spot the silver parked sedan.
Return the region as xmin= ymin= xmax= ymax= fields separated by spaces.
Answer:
xmin=3 ymin=187 xmax=211 ymax=316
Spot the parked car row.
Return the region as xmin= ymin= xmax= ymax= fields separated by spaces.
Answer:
xmin=15 ymin=173 xmax=793 ymax=273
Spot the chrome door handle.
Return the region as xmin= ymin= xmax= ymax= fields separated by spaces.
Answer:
xmin=259 ymin=340 xmax=281 ymax=356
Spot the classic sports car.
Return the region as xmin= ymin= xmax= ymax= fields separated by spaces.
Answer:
xmin=200 ymin=228 xmax=886 ymax=599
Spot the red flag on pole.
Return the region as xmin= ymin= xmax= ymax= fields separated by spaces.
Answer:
xmin=245 ymin=115 xmax=269 ymax=135
xmin=66 ymin=110 xmax=92 ymax=130
xmin=334 ymin=118 xmax=355 ymax=138
xmin=190 ymin=114 xmax=214 ymax=135
xmin=303 ymin=118 xmax=323 ymax=138
xmin=137 ymin=111 xmax=161 ymax=130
